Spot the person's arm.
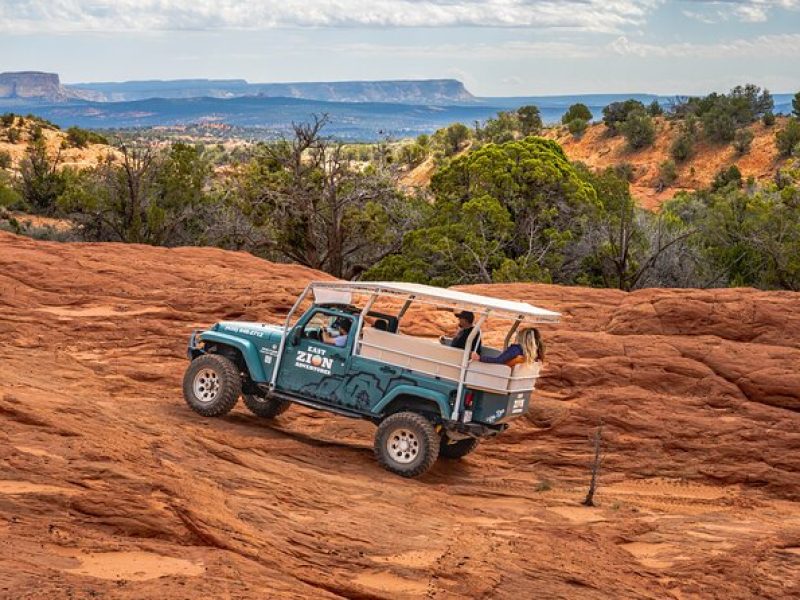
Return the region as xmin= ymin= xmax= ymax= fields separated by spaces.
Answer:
xmin=450 ymin=328 xmax=468 ymax=349
xmin=480 ymin=345 xmax=522 ymax=364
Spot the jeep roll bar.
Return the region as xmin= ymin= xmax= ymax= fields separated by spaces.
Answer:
xmin=271 ymin=282 xmax=560 ymax=422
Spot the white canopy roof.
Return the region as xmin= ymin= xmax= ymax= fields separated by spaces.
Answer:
xmin=311 ymin=281 xmax=560 ymax=324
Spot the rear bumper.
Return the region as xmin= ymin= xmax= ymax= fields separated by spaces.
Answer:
xmin=443 ymin=421 xmax=508 ymax=439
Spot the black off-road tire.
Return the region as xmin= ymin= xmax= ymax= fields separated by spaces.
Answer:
xmin=439 ymin=436 xmax=479 ymax=459
xmin=374 ymin=412 xmax=439 ymax=478
xmin=182 ymin=354 xmax=241 ymax=417
xmin=243 ymin=394 xmax=291 ymax=419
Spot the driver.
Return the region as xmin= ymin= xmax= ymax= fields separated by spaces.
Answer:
xmin=323 ymin=318 xmax=352 ymax=348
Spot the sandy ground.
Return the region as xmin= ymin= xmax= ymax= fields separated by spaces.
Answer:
xmin=1 ymin=231 xmax=799 ymax=599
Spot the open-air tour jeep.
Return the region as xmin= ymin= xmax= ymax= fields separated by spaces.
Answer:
xmin=182 ymin=282 xmax=560 ymax=477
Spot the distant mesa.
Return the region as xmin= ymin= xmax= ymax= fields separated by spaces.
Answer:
xmin=0 ymin=71 xmax=102 ymax=102
xmin=1 ymin=71 xmax=476 ymax=105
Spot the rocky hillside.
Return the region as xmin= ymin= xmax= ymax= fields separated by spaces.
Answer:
xmin=0 ymin=115 xmax=118 ymax=171
xmin=547 ymin=117 xmax=791 ymax=209
xmin=1 ymin=231 xmax=798 ymax=598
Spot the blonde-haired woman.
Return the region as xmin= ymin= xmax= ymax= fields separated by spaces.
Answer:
xmin=471 ymin=327 xmax=545 ymax=367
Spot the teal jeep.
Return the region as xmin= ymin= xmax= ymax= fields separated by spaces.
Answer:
xmin=182 ymin=282 xmax=560 ymax=477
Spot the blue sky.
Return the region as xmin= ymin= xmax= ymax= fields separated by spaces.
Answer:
xmin=1 ymin=1 xmax=798 ymax=96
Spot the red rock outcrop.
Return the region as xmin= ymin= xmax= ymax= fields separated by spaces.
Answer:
xmin=1 ymin=231 xmax=798 ymax=599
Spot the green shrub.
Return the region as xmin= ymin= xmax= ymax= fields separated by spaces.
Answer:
xmin=658 ymin=160 xmax=678 ymax=187
xmin=29 ymin=124 xmax=44 ymax=142
xmin=762 ymin=111 xmax=775 ymax=127
xmin=648 ymin=100 xmax=664 ymax=117
xmin=614 ymin=162 xmax=635 ymax=182
xmin=567 ymin=118 xmax=588 ymax=137
xmin=6 ymin=128 xmax=20 ymax=144
xmin=670 ymin=131 xmax=695 ymax=162
xmin=776 ymin=119 xmax=800 ymax=157
xmin=711 ymin=165 xmax=742 ymax=191
xmin=562 ymin=103 xmax=592 ymax=125
xmin=517 ymin=105 xmax=542 ymax=136
xmin=66 ymin=126 xmax=108 ymax=148
xmin=702 ymin=103 xmax=737 ymax=143
xmin=793 ymin=91 xmax=800 ymax=119
xmin=602 ymin=99 xmax=646 ymax=135
xmin=0 ymin=150 xmax=11 ymax=169
xmin=620 ymin=110 xmax=655 ymax=150
xmin=1 ymin=113 xmax=15 ymax=127
xmin=733 ymin=129 xmax=755 ymax=156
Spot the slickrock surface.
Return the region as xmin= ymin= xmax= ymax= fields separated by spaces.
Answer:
xmin=1 ymin=231 xmax=799 ymax=599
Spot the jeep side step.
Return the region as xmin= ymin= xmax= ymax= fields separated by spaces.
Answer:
xmin=256 ymin=385 xmax=369 ymax=420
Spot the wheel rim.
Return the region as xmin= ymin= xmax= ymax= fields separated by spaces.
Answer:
xmin=193 ymin=368 xmax=221 ymax=403
xmin=386 ymin=428 xmax=420 ymax=464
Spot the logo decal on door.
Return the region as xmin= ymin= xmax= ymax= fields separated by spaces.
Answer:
xmin=295 ymin=347 xmax=334 ymax=375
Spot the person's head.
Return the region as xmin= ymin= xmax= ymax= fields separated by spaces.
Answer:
xmin=516 ymin=327 xmax=545 ymax=363
xmin=455 ymin=310 xmax=475 ymax=329
xmin=338 ymin=319 xmax=352 ymax=335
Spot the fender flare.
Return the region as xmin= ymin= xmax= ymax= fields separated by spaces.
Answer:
xmin=199 ymin=331 xmax=268 ymax=382
xmin=372 ymin=385 xmax=450 ymax=419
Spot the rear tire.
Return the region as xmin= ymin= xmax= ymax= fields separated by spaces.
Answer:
xmin=439 ymin=436 xmax=479 ymax=459
xmin=182 ymin=354 xmax=241 ymax=417
xmin=243 ymin=394 xmax=291 ymax=419
xmin=374 ymin=412 xmax=439 ymax=478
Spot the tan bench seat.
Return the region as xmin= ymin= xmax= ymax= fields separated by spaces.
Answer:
xmin=359 ymin=328 xmax=540 ymax=393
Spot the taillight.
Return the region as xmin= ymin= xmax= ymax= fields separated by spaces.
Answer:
xmin=464 ymin=391 xmax=474 ymax=409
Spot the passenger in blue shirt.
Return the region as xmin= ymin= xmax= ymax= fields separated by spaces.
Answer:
xmin=323 ymin=318 xmax=352 ymax=347
xmin=471 ymin=327 xmax=545 ymax=367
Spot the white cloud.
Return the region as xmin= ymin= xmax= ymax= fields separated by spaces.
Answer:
xmin=609 ymin=33 xmax=800 ymax=58
xmin=0 ymin=0 xmax=663 ymax=33
xmin=681 ymin=0 xmax=799 ymax=24
xmin=335 ymin=33 xmax=800 ymax=61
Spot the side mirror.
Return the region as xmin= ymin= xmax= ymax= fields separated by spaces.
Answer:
xmin=290 ymin=330 xmax=301 ymax=346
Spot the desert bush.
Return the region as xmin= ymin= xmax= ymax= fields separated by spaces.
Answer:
xmin=567 ymin=118 xmax=588 ymax=137
xmin=733 ymin=129 xmax=755 ymax=155
xmin=0 ymin=150 xmax=11 ymax=169
xmin=670 ymin=129 xmax=696 ymax=162
xmin=658 ymin=160 xmax=678 ymax=187
xmin=614 ymin=162 xmax=636 ymax=182
xmin=434 ymin=122 xmax=471 ymax=155
xmin=562 ymin=103 xmax=592 ymax=125
xmin=702 ymin=102 xmax=737 ymax=143
xmin=517 ymin=105 xmax=543 ymax=136
xmin=66 ymin=126 xmax=109 ymax=148
xmin=648 ymin=100 xmax=664 ymax=116
xmin=477 ymin=112 xmax=519 ymax=144
xmin=763 ymin=111 xmax=776 ymax=127
xmin=776 ymin=119 xmax=800 ymax=157
xmin=1 ymin=113 xmax=15 ymax=127
xmin=602 ymin=99 xmax=646 ymax=135
xmin=711 ymin=165 xmax=743 ymax=191
xmin=18 ymin=139 xmax=66 ymax=215
xmin=0 ymin=172 xmax=21 ymax=208
xmin=620 ymin=110 xmax=655 ymax=150
xmin=7 ymin=127 xmax=20 ymax=144
xmin=398 ymin=142 xmax=427 ymax=167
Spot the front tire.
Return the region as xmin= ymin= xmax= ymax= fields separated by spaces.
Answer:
xmin=374 ymin=412 xmax=439 ymax=478
xmin=439 ymin=435 xmax=479 ymax=459
xmin=243 ymin=394 xmax=291 ymax=419
xmin=182 ymin=354 xmax=241 ymax=417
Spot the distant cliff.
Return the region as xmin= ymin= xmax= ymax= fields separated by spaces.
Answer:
xmin=0 ymin=71 xmax=100 ymax=102
xmin=70 ymin=78 xmax=476 ymax=104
